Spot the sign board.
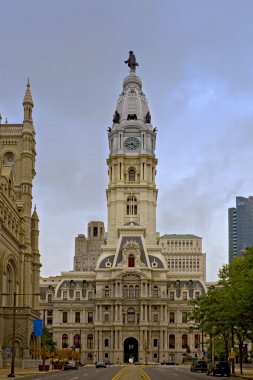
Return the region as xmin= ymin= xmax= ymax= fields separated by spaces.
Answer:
xmin=229 ymin=352 xmax=236 ymax=359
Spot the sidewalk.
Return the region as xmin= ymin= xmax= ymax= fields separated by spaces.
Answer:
xmin=0 ymin=368 xmax=58 ymax=379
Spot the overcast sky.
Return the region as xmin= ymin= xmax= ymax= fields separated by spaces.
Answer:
xmin=1 ymin=0 xmax=253 ymax=281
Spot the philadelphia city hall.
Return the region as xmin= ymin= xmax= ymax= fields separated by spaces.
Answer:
xmin=39 ymin=52 xmax=210 ymax=365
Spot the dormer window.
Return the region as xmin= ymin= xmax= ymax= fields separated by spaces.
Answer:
xmin=128 ymin=254 xmax=135 ymax=267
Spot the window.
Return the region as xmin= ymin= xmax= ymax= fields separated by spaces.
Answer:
xmin=76 ymin=292 xmax=80 ymax=300
xmin=129 ymin=169 xmax=136 ymax=182
xmin=93 ymin=226 xmax=98 ymax=237
xmin=129 ymin=285 xmax=134 ymax=297
xmin=104 ymin=339 xmax=109 ymax=347
xmin=105 ymin=286 xmax=109 ymax=298
xmin=182 ymin=334 xmax=188 ymax=349
xmin=62 ymin=311 xmax=68 ymax=323
xmin=182 ymin=311 xmax=187 ymax=323
xmin=104 ymin=314 xmax=109 ymax=322
xmin=127 ymin=308 xmax=135 ymax=323
xmin=63 ymin=291 xmax=67 ymax=300
xmin=123 ymin=285 xmax=128 ymax=298
xmin=88 ymin=292 xmax=93 ymax=300
xmin=47 ymin=310 xmax=53 ymax=325
xmin=74 ymin=334 xmax=80 ymax=348
xmin=62 ymin=334 xmax=68 ymax=348
xmin=169 ymin=292 xmax=174 ymax=301
xmin=135 ymin=285 xmax=140 ymax=298
xmin=195 ymin=291 xmax=200 ymax=298
xmin=128 ymin=254 xmax=135 ymax=268
xmin=169 ymin=312 xmax=175 ymax=323
xmin=87 ymin=334 xmax=93 ymax=349
xmin=153 ymin=286 xmax=158 ymax=298
xmin=126 ymin=196 xmax=138 ymax=216
xmin=195 ymin=334 xmax=200 ymax=349
xmin=169 ymin=334 xmax=175 ymax=349
xmin=153 ymin=339 xmax=158 ymax=347
xmin=75 ymin=312 xmax=80 ymax=323
xmin=48 ymin=294 xmax=52 ymax=303
xmin=153 ymin=313 xmax=158 ymax=322
xmin=182 ymin=291 xmax=187 ymax=300
xmin=88 ymin=312 xmax=93 ymax=323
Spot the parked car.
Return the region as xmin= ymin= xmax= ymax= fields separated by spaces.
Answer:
xmin=96 ymin=361 xmax=107 ymax=368
xmin=206 ymin=361 xmax=231 ymax=376
xmin=191 ymin=360 xmax=208 ymax=372
xmin=161 ymin=360 xmax=179 ymax=365
xmin=63 ymin=360 xmax=78 ymax=370
xmin=105 ymin=360 xmax=112 ymax=365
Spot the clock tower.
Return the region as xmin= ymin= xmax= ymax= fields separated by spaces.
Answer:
xmin=106 ymin=58 xmax=158 ymax=247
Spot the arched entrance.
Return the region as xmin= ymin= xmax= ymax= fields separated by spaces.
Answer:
xmin=124 ymin=337 xmax=138 ymax=363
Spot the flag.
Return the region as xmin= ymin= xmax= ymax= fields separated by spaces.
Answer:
xmin=33 ymin=319 xmax=43 ymax=336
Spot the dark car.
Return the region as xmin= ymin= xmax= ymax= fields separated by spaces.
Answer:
xmin=206 ymin=361 xmax=231 ymax=376
xmin=96 ymin=361 xmax=107 ymax=368
xmin=63 ymin=360 xmax=78 ymax=370
xmin=191 ymin=360 xmax=208 ymax=372
xmin=161 ymin=360 xmax=179 ymax=365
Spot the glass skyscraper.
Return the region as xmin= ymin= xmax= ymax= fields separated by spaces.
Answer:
xmin=228 ymin=196 xmax=253 ymax=263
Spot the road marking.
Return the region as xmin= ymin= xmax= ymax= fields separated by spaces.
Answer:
xmin=111 ymin=367 xmax=126 ymax=380
xmin=70 ymin=377 xmax=79 ymax=380
xmin=83 ymin=374 xmax=88 ymax=377
xmin=138 ymin=367 xmax=152 ymax=380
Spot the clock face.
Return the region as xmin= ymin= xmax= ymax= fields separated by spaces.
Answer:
xmin=4 ymin=153 xmax=14 ymax=165
xmin=123 ymin=137 xmax=140 ymax=151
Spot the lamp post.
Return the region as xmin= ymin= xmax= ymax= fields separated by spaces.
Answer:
xmin=2 ymin=292 xmax=41 ymax=378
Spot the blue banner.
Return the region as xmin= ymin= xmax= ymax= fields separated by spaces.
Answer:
xmin=33 ymin=319 xmax=43 ymax=336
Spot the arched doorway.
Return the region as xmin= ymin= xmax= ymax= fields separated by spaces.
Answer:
xmin=124 ymin=337 xmax=138 ymax=363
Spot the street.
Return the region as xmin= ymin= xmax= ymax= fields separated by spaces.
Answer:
xmin=7 ymin=365 xmax=239 ymax=380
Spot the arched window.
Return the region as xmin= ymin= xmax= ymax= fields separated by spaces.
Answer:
xmin=73 ymin=334 xmax=80 ymax=348
xmin=129 ymin=285 xmax=134 ymax=298
xmin=128 ymin=169 xmax=136 ymax=182
xmin=182 ymin=334 xmax=188 ymax=349
xmin=169 ymin=334 xmax=175 ymax=349
xmin=123 ymin=285 xmax=128 ymax=298
xmin=128 ymin=254 xmax=135 ymax=268
xmin=127 ymin=308 xmax=135 ymax=323
xmin=126 ymin=196 xmax=138 ymax=216
xmin=6 ymin=261 xmax=16 ymax=306
xmin=62 ymin=334 xmax=68 ymax=348
xmin=87 ymin=334 xmax=93 ymax=349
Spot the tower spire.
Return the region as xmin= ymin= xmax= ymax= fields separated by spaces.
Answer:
xmin=23 ymin=78 xmax=34 ymax=122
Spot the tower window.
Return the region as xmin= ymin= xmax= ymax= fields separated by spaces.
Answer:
xmin=129 ymin=169 xmax=136 ymax=182
xmin=93 ymin=227 xmax=98 ymax=237
xmin=126 ymin=196 xmax=138 ymax=216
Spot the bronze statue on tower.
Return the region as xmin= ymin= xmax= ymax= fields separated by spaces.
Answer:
xmin=124 ymin=51 xmax=139 ymax=72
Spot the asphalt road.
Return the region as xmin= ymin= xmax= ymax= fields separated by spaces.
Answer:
xmin=143 ymin=365 xmax=236 ymax=380
xmin=17 ymin=365 xmax=238 ymax=380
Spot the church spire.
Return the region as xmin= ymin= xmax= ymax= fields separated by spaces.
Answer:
xmin=23 ymin=78 xmax=34 ymax=123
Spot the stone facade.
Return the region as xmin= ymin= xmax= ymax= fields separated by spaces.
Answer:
xmin=40 ymin=58 xmax=209 ymax=364
xmin=0 ymin=81 xmax=41 ymax=367
xmin=73 ymin=221 xmax=105 ymax=272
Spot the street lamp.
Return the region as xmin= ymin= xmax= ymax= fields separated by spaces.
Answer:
xmin=2 ymin=292 xmax=41 ymax=378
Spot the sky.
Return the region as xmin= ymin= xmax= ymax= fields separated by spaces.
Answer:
xmin=1 ymin=0 xmax=253 ymax=281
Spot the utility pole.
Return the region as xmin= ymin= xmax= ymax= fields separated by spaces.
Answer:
xmin=2 ymin=292 xmax=41 ymax=378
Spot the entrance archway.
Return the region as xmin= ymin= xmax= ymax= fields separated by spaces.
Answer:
xmin=124 ymin=337 xmax=138 ymax=363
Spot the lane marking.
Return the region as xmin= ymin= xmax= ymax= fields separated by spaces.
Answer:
xmin=111 ymin=367 xmax=126 ymax=380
